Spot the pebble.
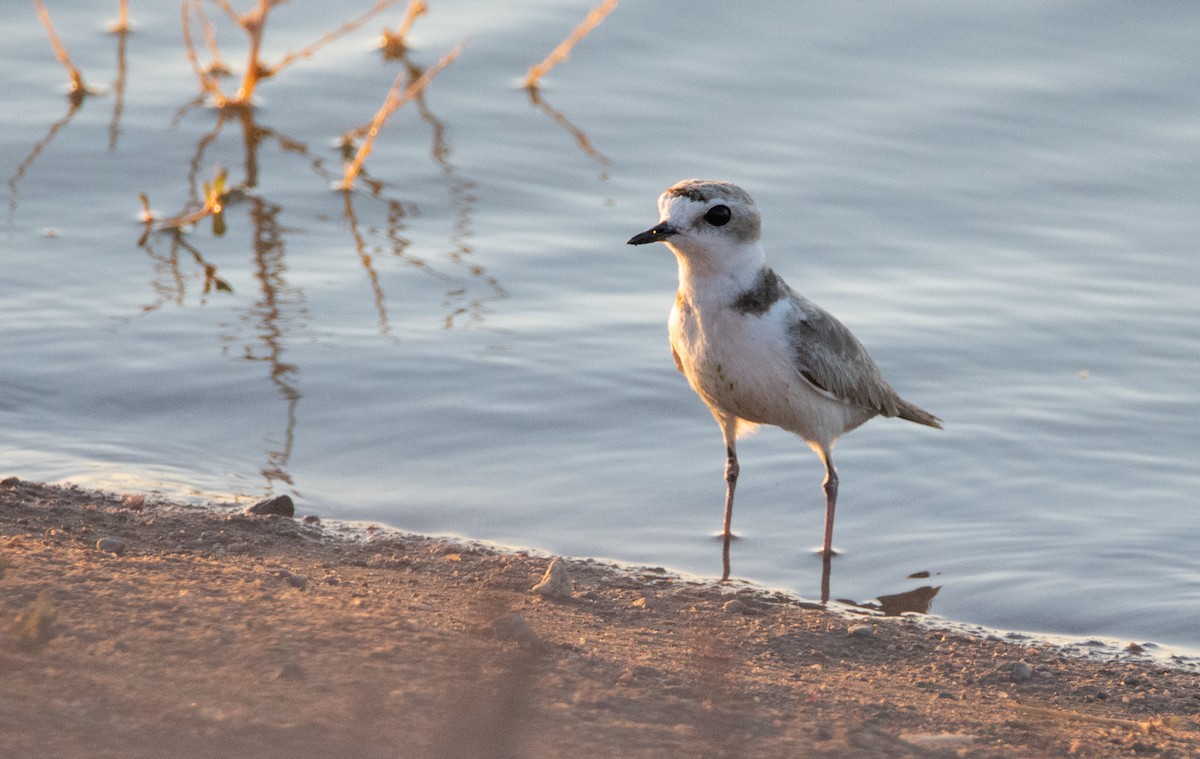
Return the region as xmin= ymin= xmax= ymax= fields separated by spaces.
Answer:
xmin=722 ymin=599 xmax=751 ymax=615
xmin=1000 ymin=660 xmax=1034 ymax=682
xmin=96 ymin=537 xmax=126 ymax=556
xmin=901 ymin=733 xmax=977 ymax=749
xmin=847 ymin=623 xmax=873 ymax=638
xmin=530 ymin=557 xmax=574 ymax=600
xmin=271 ymin=568 xmax=308 ymax=590
xmin=617 ymin=665 xmax=657 ymax=684
xmin=489 ymin=613 xmax=540 ymax=646
xmin=274 ymin=662 xmax=305 ymax=680
xmin=244 ymin=495 xmax=295 ymax=517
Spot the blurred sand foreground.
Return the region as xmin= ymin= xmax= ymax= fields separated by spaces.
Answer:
xmin=2 ymin=477 xmax=1198 ymax=758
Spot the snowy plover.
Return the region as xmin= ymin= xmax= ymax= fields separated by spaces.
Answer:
xmin=628 ymin=179 xmax=941 ymax=558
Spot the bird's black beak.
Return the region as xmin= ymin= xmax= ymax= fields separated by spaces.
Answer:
xmin=627 ymin=221 xmax=677 ymax=246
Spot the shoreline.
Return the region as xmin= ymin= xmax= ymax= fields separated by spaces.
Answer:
xmin=3 ymin=477 xmax=1199 ymax=757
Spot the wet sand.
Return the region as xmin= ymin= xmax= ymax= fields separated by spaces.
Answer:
xmin=2 ymin=477 xmax=1198 ymax=758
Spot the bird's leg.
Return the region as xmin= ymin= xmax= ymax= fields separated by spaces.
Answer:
xmin=722 ymin=443 xmax=739 ymax=538
xmin=820 ymin=446 xmax=838 ymax=557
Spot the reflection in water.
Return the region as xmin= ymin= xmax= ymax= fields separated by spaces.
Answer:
xmin=7 ymin=93 xmax=88 ymax=220
xmin=821 ymin=554 xmax=832 ymax=606
xmin=721 ymin=536 xmax=937 ymax=613
xmin=721 ymin=533 xmax=731 ymax=582
xmin=107 ymin=19 xmax=130 ymax=151
xmin=527 ymin=87 xmax=610 ymax=181
xmin=338 ymin=51 xmax=507 ymax=331
xmin=840 ymin=585 xmax=942 ymax=616
xmin=141 ymin=106 xmax=309 ymax=493
xmin=414 ymin=67 xmax=506 ymax=330
xmin=720 ymin=533 xmax=835 ymax=604
xmin=873 ymin=585 xmax=941 ymax=615
xmin=134 ymin=41 xmax=508 ymax=495
xmin=341 ymin=189 xmax=402 ymax=335
xmin=242 ymin=196 xmax=302 ymax=490
xmin=139 ymin=229 xmax=231 ymax=308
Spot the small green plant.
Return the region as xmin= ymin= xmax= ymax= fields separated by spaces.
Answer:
xmin=145 ymin=166 xmax=230 ymax=235
xmin=9 ymin=592 xmax=56 ymax=652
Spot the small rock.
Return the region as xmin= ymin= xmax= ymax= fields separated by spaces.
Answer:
xmin=0 ymin=476 xmax=19 ymax=488
xmin=1000 ymin=660 xmax=1033 ymax=682
xmin=531 ymin=557 xmax=574 ymax=600
xmin=617 ymin=665 xmax=657 ymax=684
xmin=96 ymin=537 xmax=126 ymax=556
xmin=722 ymin=599 xmax=751 ymax=615
xmin=489 ymin=613 xmax=540 ymax=646
xmin=274 ymin=662 xmax=305 ymax=680
xmin=244 ymin=495 xmax=295 ymax=517
xmin=630 ymin=596 xmax=653 ymax=610
xmin=901 ymin=733 xmax=976 ymax=749
xmin=847 ymin=623 xmax=873 ymax=637
xmin=302 ymin=514 xmax=320 ymax=525
xmin=271 ymin=568 xmax=307 ymax=590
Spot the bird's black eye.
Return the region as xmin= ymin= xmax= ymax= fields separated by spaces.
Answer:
xmin=704 ymin=204 xmax=731 ymax=227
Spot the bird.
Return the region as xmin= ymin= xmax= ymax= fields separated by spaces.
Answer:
xmin=627 ymin=179 xmax=941 ymax=558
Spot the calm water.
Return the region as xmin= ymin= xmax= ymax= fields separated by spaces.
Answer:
xmin=3 ymin=2 xmax=1199 ymax=655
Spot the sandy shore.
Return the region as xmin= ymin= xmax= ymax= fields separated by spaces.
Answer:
xmin=2 ymin=477 xmax=1198 ymax=758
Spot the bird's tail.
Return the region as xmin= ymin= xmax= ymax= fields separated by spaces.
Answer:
xmin=895 ymin=399 xmax=943 ymax=429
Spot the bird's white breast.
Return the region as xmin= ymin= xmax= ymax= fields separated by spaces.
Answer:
xmin=669 ymin=291 xmax=870 ymax=447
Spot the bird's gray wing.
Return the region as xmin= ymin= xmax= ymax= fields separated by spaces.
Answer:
xmin=785 ymin=292 xmax=904 ymax=417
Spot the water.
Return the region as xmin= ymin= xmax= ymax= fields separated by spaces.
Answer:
xmin=3 ymin=2 xmax=1199 ymax=655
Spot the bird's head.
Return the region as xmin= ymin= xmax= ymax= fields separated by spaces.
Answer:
xmin=627 ymin=179 xmax=763 ymax=276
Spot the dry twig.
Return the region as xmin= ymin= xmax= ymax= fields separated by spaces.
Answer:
xmin=380 ymin=0 xmax=428 ymax=57
xmin=183 ymin=0 xmax=398 ymax=110
xmin=522 ymin=0 xmax=617 ymax=90
xmin=34 ymin=0 xmax=91 ymax=96
xmin=340 ymin=42 xmax=465 ymax=189
xmin=273 ymin=0 xmax=401 ymax=74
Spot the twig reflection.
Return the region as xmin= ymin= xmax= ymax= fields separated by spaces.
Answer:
xmin=336 ymin=51 xmax=507 ymax=331
xmin=107 ymin=18 xmax=130 ymax=151
xmin=244 ymin=196 xmax=302 ymax=489
xmin=405 ymin=54 xmax=507 ymax=329
xmin=7 ymin=97 xmax=86 ymax=219
xmin=340 ymin=189 xmax=395 ymax=334
xmin=526 ymin=87 xmax=610 ymax=180
xmin=140 ymin=105 xmax=308 ymax=492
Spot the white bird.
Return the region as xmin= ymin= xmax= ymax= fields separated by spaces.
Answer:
xmin=628 ymin=179 xmax=941 ymax=558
